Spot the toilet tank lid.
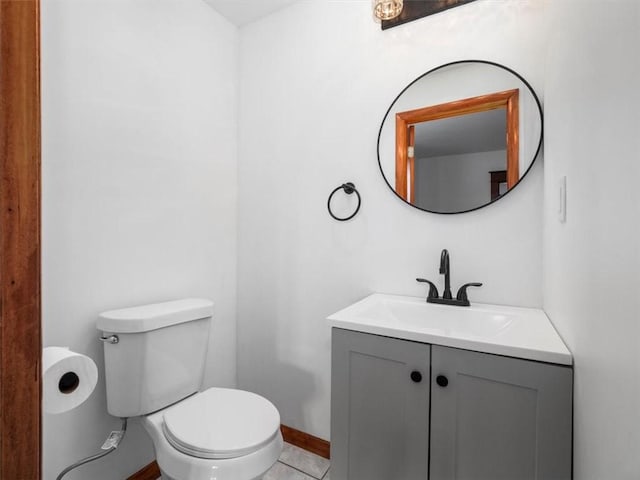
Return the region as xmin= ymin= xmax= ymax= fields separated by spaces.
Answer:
xmin=97 ymin=298 xmax=213 ymax=333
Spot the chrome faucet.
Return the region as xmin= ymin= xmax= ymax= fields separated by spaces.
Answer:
xmin=417 ymin=249 xmax=483 ymax=307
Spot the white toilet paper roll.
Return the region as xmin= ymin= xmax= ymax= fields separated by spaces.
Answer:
xmin=43 ymin=346 xmax=98 ymax=414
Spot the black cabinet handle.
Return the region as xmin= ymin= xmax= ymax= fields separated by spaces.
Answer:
xmin=436 ymin=375 xmax=449 ymax=387
xmin=410 ymin=371 xmax=422 ymax=383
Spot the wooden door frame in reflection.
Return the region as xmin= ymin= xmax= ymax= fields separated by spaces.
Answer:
xmin=395 ymin=89 xmax=519 ymax=202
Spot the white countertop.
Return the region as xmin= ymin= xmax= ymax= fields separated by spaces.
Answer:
xmin=327 ymin=293 xmax=572 ymax=365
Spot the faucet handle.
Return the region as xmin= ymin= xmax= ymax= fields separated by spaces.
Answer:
xmin=416 ymin=278 xmax=439 ymax=300
xmin=455 ymin=282 xmax=483 ymax=305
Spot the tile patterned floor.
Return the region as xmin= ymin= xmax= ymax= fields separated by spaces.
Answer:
xmin=264 ymin=442 xmax=331 ymax=480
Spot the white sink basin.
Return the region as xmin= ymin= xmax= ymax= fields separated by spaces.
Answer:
xmin=327 ymin=294 xmax=572 ymax=365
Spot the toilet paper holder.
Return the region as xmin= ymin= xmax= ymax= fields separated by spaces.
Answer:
xmin=100 ymin=335 xmax=119 ymax=344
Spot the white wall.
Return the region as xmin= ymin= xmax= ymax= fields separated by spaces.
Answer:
xmin=415 ymin=149 xmax=507 ymax=212
xmin=543 ymin=1 xmax=640 ymax=478
xmin=237 ymin=0 xmax=548 ymax=440
xmin=41 ymin=0 xmax=238 ymax=478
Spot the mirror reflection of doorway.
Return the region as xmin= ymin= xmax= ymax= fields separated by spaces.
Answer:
xmin=396 ymin=89 xmax=519 ymax=212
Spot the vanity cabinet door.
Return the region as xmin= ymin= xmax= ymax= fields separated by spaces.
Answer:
xmin=430 ymin=345 xmax=573 ymax=480
xmin=331 ymin=328 xmax=430 ymax=480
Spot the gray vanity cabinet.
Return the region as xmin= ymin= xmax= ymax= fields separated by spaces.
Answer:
xmin=331 ymin=329 xmax=573 ymax=480
xmin=430 ymin=345 xmax=573 ymax=480
xmin=331 ymin=328 xmax=431 ymax=480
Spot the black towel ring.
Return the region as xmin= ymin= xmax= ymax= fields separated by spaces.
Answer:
xmin=327 ymin=182 xmax=361 ymax=221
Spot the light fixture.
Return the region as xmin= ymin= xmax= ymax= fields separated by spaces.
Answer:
xmin=373 ymin=0 xmax=403 ymax=21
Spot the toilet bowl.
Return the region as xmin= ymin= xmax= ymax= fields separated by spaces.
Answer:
xmin=141 ymin=388 xmax=283 ymax=480
xmin=97 ymin=299 xmax=283 ymax=480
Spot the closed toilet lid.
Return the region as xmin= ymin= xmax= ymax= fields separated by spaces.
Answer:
xmin=162 ymin=388 xmax=280 ymax=459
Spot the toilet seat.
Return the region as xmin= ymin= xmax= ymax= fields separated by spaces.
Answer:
xmin=161 ymin=387 xmax=280 ymax=460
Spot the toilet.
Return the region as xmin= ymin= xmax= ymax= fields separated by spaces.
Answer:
xmin=97 ymin=298 xmax=283 ymax=480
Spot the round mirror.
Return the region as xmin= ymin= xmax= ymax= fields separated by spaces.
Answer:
xmin=377 ymin=60 xmax=543 ymax=214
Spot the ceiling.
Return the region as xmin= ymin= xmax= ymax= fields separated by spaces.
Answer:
xmin=203 ymin=0 xmax=299 ymax=26
xmin=414 ymin=109 xmax=507 ymax=157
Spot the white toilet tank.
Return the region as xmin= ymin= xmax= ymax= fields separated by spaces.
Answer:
xmin=97 ymin=298 xmax=213 ymax=417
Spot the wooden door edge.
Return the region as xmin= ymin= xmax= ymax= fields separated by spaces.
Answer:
xmin=0 ymin=0 xmax=42 ymax=478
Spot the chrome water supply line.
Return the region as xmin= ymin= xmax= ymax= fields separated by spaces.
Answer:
xmin=56 ymin=417 xmax=127 ymax=480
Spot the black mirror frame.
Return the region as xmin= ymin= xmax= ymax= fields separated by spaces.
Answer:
xmin=376 ymin=59 xmax=544 ymax=215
